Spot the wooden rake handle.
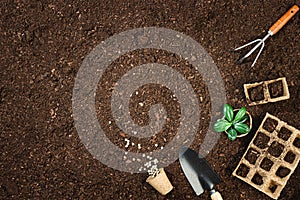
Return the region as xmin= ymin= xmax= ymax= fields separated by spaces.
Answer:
xmin=210 ymin=191 xmax=223 ymax=200
xmin=269 ymin=5 xmax=299 ymax=35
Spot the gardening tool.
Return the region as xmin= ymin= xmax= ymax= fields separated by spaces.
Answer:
xmin=179 ymin=147 xmax=223 ymax=200
xmin=235 ymin=5 xmax=299 ymax=67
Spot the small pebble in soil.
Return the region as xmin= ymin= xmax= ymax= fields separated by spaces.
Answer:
xmin=126 ymin=160 xmax=132 ymax=164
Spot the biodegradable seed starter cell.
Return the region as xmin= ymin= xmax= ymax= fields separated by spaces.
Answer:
xmin=233 ymin=113 xmax=300 ymax=199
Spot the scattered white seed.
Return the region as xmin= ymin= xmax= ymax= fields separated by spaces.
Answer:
xmin=132 ymin=131 xmax=137 ymax=135
xmin=125 ymin=138 xmax=130 ymax=148
xmin=132 ymin=158 xmax=136 ymax=161
xmin=108 ymin=121 xmax=112 ymax=124
xmin=142 ymin=154 xmax=145 ymax=157
xmin=160 ymin=146 xmax=164 ymax=150
xmin=145 ymin=162 xmax=151 ymax=167
xmin=154 ymin=144 xmax=158 ymax=147
xmin=139 ymin=102 xmax=144 ymax=106
xmin=138 ymin=144 xmax=142 ymax=149
xmin=135 ymin=91 xmax=139 ymax=95
xmin=125 ymin=152 xmax=128 ymax=155
xmin=131 ymin=142 xmax=135 ymax=146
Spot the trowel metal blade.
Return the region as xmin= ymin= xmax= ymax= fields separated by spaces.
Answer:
xmin=179 ymin=147 xmax=221 ymax=195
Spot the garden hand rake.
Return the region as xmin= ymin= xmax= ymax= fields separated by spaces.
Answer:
xmin=235 ymin=5 xmax=299 ymax=67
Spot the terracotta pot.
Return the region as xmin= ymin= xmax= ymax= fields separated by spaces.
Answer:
xmin=146 ymin=168 xmax=173 ymax=195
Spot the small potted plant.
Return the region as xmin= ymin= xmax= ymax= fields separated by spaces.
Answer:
xmin=213 ymin=104 xmax=252 ymax=141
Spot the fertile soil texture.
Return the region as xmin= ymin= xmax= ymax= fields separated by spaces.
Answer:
xmin=1 ymin=0 xmax=299 ymax=199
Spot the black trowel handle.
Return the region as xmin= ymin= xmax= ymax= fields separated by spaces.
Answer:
xmin=210 ymin=191 xmax=223 ymax=200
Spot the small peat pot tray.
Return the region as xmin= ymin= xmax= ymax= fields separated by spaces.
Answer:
xmin=244 ymin=77 xmax=290 ymax=106
xmin=233 ymin=113 xmax=300 ymax=199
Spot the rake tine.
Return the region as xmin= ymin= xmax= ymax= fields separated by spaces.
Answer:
xmin=234 ymin=39 xmax=261 ymax=51
xmin=251 ymin=41 xmax=265 ymax=67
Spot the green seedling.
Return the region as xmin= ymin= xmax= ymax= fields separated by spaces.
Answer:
xmin=214 ymin=104 xmax=250 ymax=141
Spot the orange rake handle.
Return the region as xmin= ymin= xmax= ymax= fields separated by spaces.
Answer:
xmin=269 ymin=5 xmax=299 ymax=35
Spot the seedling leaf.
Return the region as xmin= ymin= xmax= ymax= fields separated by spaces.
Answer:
xmin=234 ymin=122 xmax=250 ymax=134
xmin=224 ymin=104 xmax=234 ymax=122
xmin=227 ymin=128 xmax=237 ymax=141
xmin=214 ymin=119 xmax=232 ymax=132
xmin=236 ymin=115 xmax=248 ymax=124
xmin=234 ymin=107 xmax=246 ymax=123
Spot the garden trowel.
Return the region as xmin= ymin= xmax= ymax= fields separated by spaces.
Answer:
xmin=179 ymin=147 xmax=223 ymax=200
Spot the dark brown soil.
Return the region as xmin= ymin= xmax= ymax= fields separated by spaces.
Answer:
xmin=236 ymin=163 xmax=250 ymax=178
xmin=268 ymin=80 xmax=284 ymax=98
xmin=284 ymin=151 xmax=296 ymax=164
xmin=249 ymin=85 xmax=265 ymax=102
xmin=254 ymin=132 xmax=271 ymax=149
xmin=260 ymin=157 xmax=274 ymax=171
xmin=263 ymin=117 xmax=279 ymax=133
xmin=269 ymin=182 xmax=278 ymax=193
xmin=245 ymin=148 xmax=260 ymax=164
xmin=276 ymin=166 xmax=291 ymax=178
xmin=293 ymin=137 xmax=300 ymax=148
xmin=252 ymin=173 xmax=264 ymax=185
xmin=278 ymin=127 xmax=293 ymax=141
xmin=268 ymin=142 xmax=285 ymax=158
xmin=1 ymin=0 xmax=299 ymax=200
